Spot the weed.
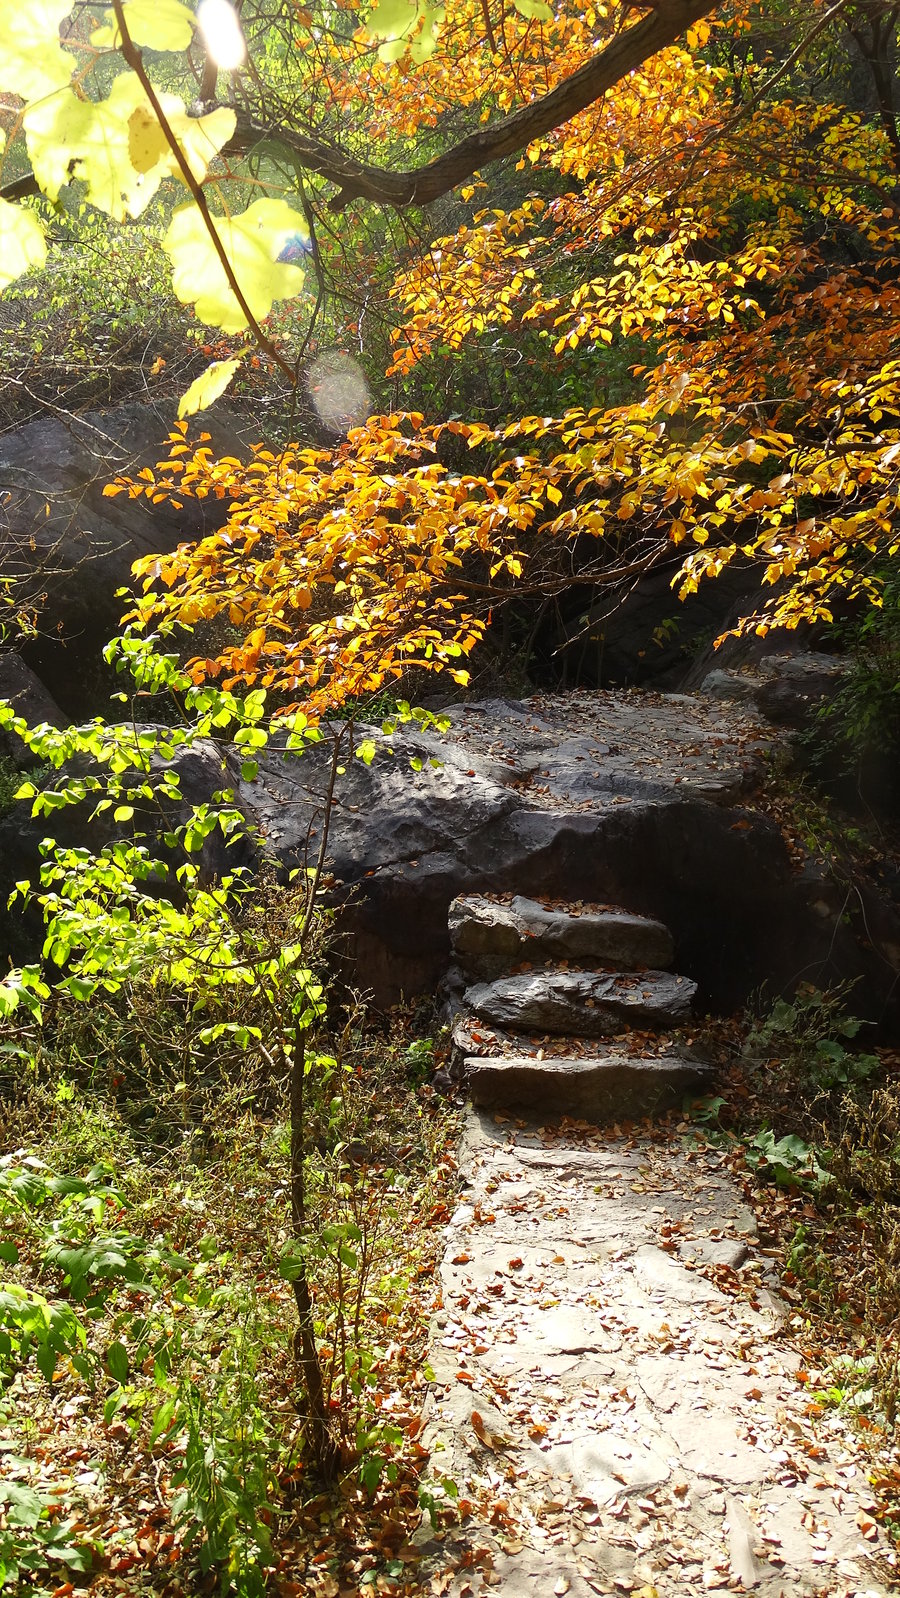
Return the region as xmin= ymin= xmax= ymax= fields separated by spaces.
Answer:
xmin=0 ymin=643 xmax=457 ymax=1588
xmin=745 ymin=984 xmax=879 ymax=1102
xmin=0 ymin=1469 xmax=100 ymax=1593
xmin=748 ymin=1128 xmax=832 ymax=1193
xmin=686 ymin=1093 xmax=726 ymax=1126
xmin=169 ymin=1312 xmax=279 ymax=1598
xmin=809 ymin=573 xmax=900 ymax=800
xmin=730 ymin=985 xmax=900 ymax=1432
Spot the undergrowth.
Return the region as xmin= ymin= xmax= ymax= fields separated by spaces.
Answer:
xmin=702 ymin=985 xmax=900 ymax=1447
xmin=0 ymin=980 xmax=457 ymax=1596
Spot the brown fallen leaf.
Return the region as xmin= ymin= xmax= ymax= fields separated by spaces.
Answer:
xmin=471 ymin=1410 xmax=492 ymax=1449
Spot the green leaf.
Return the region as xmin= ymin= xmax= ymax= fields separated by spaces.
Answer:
xmin=92 ymin=0 xmax=196 ymax=52
xmin=36 ymin=1340 xmax=57 ymax=1381
xmin=177 ymin=356 xmax=243 ymax=419
xmin=0 ymin=1241 xmax=19 ymax=1264
xmin=277 ymin=1247 xmax=306 ymax=1283
xmin=1 ymin=1482 xmax=44 ymax=1530
xmin=0 ymin=2 xmax=75 ymax=101
xmin=0 ymin=199 xmax=47 ymax=290
xmin=512 ymin=0 xmax=553 ymax=17
xmin=55 ymin=1542 xmax=93 ymax=1572
xmin=149 ymin=1396 xmax=178 ymax=1444
xmin=163 ymin=197 xmax=306 ymax=333
xmin=106 ymin=1340 xmax=130 ymax=1384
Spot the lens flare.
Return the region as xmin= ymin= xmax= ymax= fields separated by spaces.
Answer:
xmin=307 ymin=352 xmax=371 ymax=433
xmin=196 ymin=0 xmax=246 ymax=70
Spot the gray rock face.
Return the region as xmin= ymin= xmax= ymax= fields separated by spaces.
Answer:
xmin=0 ymin=404 xmax=258 ymax=713
xmin=0 ymin=654 xmax=65 ymax=767
xmin=700 ymin=651 xmax=847 ymax=730
xmin=466 ymin=1050 xmax=708 ymax=1121
xmin=464 ymin=967 xmax=696 ymax=1035
xmin=3 ymin=688 xmax=898 ymax=1031
xmin=230 ymin=692 xmax=808 ymax=1012
xmin=448 ymin=893 xmax=674 ymax=977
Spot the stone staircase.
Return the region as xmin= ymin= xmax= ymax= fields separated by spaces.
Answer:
xmin=445 ymin=893 xmax=710 ymax=1122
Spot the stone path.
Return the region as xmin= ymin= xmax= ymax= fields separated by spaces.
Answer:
xmin=417 ymin=892 xmax=897 ymax=1596
xmin=419 ymin=1112 xmax=896 ymax=1597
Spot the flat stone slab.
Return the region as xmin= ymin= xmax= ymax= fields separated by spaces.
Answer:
xmin=466 ymin=1051 xmax=708 ymax=1122
xmin=443 ymin=688 xmax=773 ymax=807
xmin=464 ymin=967 xmax=696 ymax=1035
xmin=419 ymin=1111 xmax=896 ymax=1597
xmin=449 ymin=893 xmax=674 ymax=978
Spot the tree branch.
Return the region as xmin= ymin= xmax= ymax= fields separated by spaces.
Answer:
xmin=215 ymin=0 xmax=718 ymax=210
xmin=0 ymin=4 xmax=736 ymax=216
xmin=0 ymin=1 xmax=715 ymax=218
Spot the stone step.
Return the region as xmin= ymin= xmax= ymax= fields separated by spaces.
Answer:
xmin=465 ymin=1050 xmax=709 ymax=1122
xmin=463 ymin=967 xmax=696 ymax=1037
xmin=449 ymin=894 xmax=674 ymax=978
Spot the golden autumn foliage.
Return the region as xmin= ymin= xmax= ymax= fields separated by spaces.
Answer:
xmin=108 ymin=0 xmax=900 ymax=715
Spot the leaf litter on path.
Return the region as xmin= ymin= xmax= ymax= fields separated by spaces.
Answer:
xmin=415 ymin=1110 xmax=899 ymax=1597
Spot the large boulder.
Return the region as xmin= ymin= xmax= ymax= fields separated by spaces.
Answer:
xmin=0 ymin=403 xmax=259 ymax=715
xmin=0 ymin=654 xmax=65 ymax=767
xmin=700 ymin=652 xmax=848 ymax=731
xmin=2 ymin=689 xmax=898 ymax=1033
xmin=229 ymin=691 xmax=900 ymax=1029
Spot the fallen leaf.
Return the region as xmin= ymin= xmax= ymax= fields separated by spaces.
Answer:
xmin=471 ymin=1411 xmax=492 ymax=1449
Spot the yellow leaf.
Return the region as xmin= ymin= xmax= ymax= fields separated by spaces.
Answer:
xmin=0 ymin=1 xmax=74 ymax=102
xmin=177 ymin=357 xmax=243 ymax=419
xmin=0 ymin=198 xmax=46 ymax=289
xmin=91 ymin=0 xmax=195 ymax=52
xmin=164 ymin=197 xmax=305 ymax=332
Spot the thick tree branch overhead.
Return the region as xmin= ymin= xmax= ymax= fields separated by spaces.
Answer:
xmin=0 ymin=1 xmax=717 ymax=212
xmin=236 ymin=0 xmax=718 ymax=210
